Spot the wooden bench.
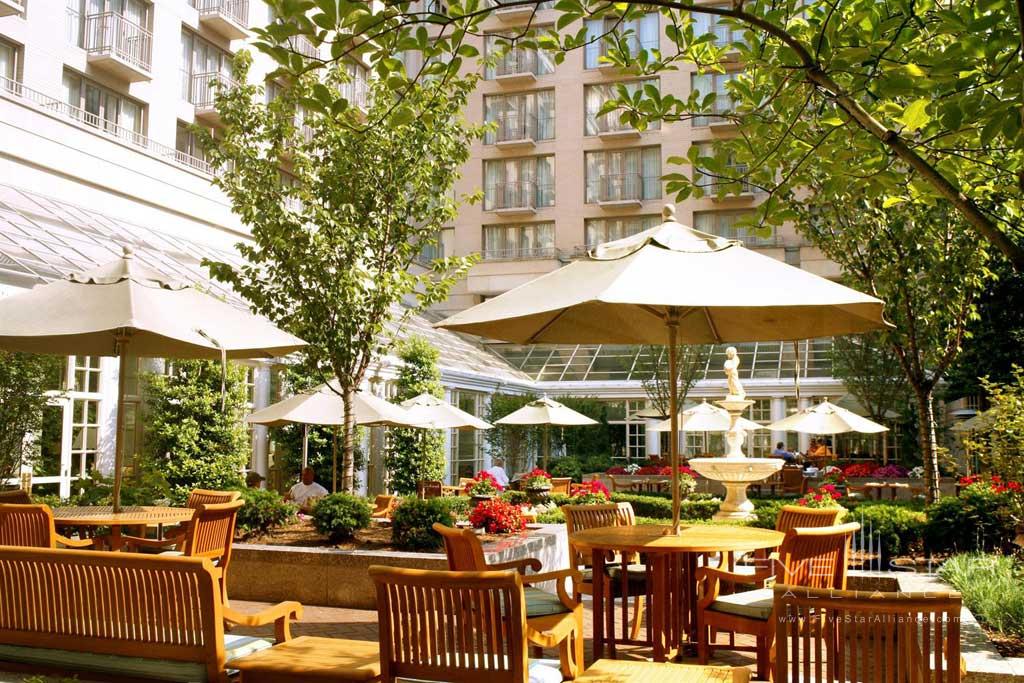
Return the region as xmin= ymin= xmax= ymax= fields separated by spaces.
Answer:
xmin=0 ymin=546 xmax=302 ymax=682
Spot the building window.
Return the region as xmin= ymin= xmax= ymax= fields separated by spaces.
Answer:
xmin=691 ymin=71 xmax=740 ymax=126
xmin=584 ymin=215 xmax=659 ymax=248
xmin=484 ymin=33 xmax=555 ymax=79
xmin=62 ymin=70 xmax=146 ymax=145
xmin=584 ymin=80 xmax=659 ymax=135
xmin=0 ymin=38 xmax=22 ymax=86
xmin=340 ymin=60 xmax=370 ymax=110
xmin=67 ymin=0 xmax=151 ymax=48
xmin=482 ymin=222 xmax=555 ymax=260
xmin=180 ymin=29 xmax=233 ymax=104
xmin=450 ymin=391 xmax=483 ymax=481
xmin=691 ymin=8 xmax=747 ymax=49
xmin=68 ymin=355 xmax=102 ymax=479
xmin=784 ymin=246 xmax=801 ymax=266
xmin=484 ymin=90 xmax=555 ymax=144
xmin=694 ymin=211 xmax=774 ymax=247
xmin=584 ymin=13 xmax=659 ymax=69
xmin=585 ymin=147 xmax=661 ymax=203
xmin=483 ymin=155 xmax=555 ymax=211
xmin=693 ymin=143 xmax=759 ymax=195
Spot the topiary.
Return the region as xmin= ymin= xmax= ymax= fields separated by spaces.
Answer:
xmin=311 ymin=493 xmax=371 ymax=542
xmin=236 ymin=487 xmax=297 ymax=537
xmin=391 ymin=497 xmax=456 ymax=551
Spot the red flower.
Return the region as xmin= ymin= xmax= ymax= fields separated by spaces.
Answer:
xmin=606 ymin=466 xmax=627 ymax=475
xmin=469 ymin=499 xmax=525 ymax=534
xmin=464 ymin=471 xmax=504 ymax=495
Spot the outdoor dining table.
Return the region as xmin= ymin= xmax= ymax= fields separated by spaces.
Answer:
xmin=571 ymin=524 xmax=785 ymax=663
xmin=863 ymin=481 xmax=910 ymax=500
xmin=53 ymin=505 xmax=194 ymax=552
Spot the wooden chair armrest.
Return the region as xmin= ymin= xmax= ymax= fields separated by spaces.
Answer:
xmin=122 ymin=533 xmax=186 ymax=552
xmin=523 ymin=568 xmax=583 ymax=610
xmin=223 ymin=601 xmax=304 ymax=643
xmin=490 ymin=557 xmax=543 ymax=574
xmin=695 ymin=566 xmax=775 ymax=609
xmin=56 ymin=534 xmax=94 ymax=549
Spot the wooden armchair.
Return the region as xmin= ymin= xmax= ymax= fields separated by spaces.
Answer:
xmin=432 ymin=523 xmax=584 ymax=679
xmin=125 ymin=500 xmax=243 ymax=605
xmin=417 ymin=480 xmax=443 ymax=499
xmin=371 ymin=494 xmax=397 ymax=518
xmin=550 ymin=477 xmax=572 ymax=496
xmin=697 ymin=522 xmax=860 ymax=680
xmin=562 ymin=503 xmax=647 ymax=648
xmin=781 ymin=466 xmax=809 ymax=495
xmin=773 ymin=584 xmax=963 ymax=682
xmin=0 ymin=503 xmax=94 ymax=549
xmin=0 ymin=489 xmax=32 ymax=504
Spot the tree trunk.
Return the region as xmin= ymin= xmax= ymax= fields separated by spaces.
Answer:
xmin=914 ymin=388 xmax=941 ymax=503
xmin=341 ymin=387 xmax=356 ymax=493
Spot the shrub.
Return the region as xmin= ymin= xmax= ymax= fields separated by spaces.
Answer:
xmin=385 ymin=337 xmax=446 ymax=495
xmin=549 ymin=454 xmax=616 ymax=482
xmin=463 ymin=471 xmax=503 ymax=496
xmin=796 ymin=484 xmax=844 ymax=508
xmin=940 ymin=554 xmax=1024 ymax=637
xmin=847 ymin=503 xmax=926 ymax=558
xmin=469 ymin=499 xmax=525 ymax=534
xmin=391 ymin=497 xmax=455 ymax=551
xmin=500 ymin=490 xmax=529 ymax=506
xmin=750 ymin=499 xmax=788 ymax=529
xmin=925 ymin=481 xmax=1019 ymax=552
xmin=536 ymin=508 xmax=565 ymax=524
xmin=236 ymin=487 xmax=296 ymax=536
xmin=311 ymin=493 xmax=371 ymax=542
xmin=609 ymin=492 xmax=720 ymax=520
xmin=438 ymin=495 xmax=471 ymax=520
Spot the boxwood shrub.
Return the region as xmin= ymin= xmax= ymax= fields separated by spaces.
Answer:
xmin=311 ymin=493 xmax=371 ymax=542
xmin=924 ymin=485 xmax=1018 ymax=553
xmin=235 ymin=487 xmax=297 ymax=537
xmin=609 ymin=493 xmax=720 ymax=520
xmin=391 ymin=497 xmax=456 ymax=551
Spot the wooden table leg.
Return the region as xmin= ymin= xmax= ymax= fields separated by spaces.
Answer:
xmin=650 ymin=553 xmax=667 ymax=663
xmin=592 ymin=547 xmax=606 ymax=662
xmin=108 ymin=525 xmax=123 ymax=552
xmin=684 ymin=552 xmax=699 ymax=648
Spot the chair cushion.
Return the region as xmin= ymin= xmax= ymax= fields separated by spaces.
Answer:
xmin=525 ymin=586 xmax=572 ymax=618
xmin=529 ymin=658 xmax=564 ymax=683
xmin=230 ymin=636 xmax=381 ymax=681
xmin=0 ymin=634 xmax=271 ymax=682
xmin=706 ymin=587 xmax=774 ymax=621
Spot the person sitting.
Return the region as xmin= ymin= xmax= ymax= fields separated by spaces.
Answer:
xmin=245 ymin=471 xmax=265 ymax=489
xmin=286 ymin=467 xmax=328 ymax=512
xmin=771 ymin=441 xmax=797 ymax=463
xmin=484 ymin=457 xmax=510 ymax=488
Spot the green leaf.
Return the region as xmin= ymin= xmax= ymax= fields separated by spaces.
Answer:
xmin=898 ymin=99 xmax=931 ymax=132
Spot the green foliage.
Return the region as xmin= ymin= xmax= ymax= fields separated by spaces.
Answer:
xmin=501 ymin=490 xmax=529 ymax=506
xmin=143 ymin=361 xmax=249 ymax=500
xmin=965 ymin=368 xmax=1024 ymax=484
xmin=484 ymin=392 xmax=539 ymax=475
xmin=69 ymin=468 xmax=170 ymax=507
xmin=547 ymin=454 xmax=615 ymax=482
xmin=391 ymin=497 xmax=456 ymax=551
xmin=386 ymin=337 xmax=446 ymax=495
xmin=0 ymin=352 xmax=62 ymax=483
xmin=940 ymin=554 xmax=1024 ymax=637
xmin=925 ymin=485 xmax=1019 ymax=553
xmin=609 ymin=492 xmax=720 ymax=520
xmin=438 ymin=495 xmax=472 ymax=521
xmin=635 ymin=345 xmax=710 ymax=418
xmin=311 ymin=493 xmax=371 ymax=542
xmin=201 ymin=53 xmax=479 ymax=492
xmin=236 ymin=487 xmax=297 ymax=537
xmin=831 ymin=333 xmax=910 ymax=429
xmin=552 ymin=397 xmax=620 ymax=462
xmin=847 ymin=504 xmax=926 ymax=558
xmin=750 ymin=499 xmax=789 ymax=530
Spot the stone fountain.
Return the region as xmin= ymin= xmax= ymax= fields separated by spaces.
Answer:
xmin=688 ymin=346 xmax=783 ymax=521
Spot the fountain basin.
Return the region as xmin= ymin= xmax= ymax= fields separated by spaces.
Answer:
xmin=688 ymin=457 xmax=783 ymax=520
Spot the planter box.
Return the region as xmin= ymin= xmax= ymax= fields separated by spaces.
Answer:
xmin=228 ymin=524 xmax=569 ymax=610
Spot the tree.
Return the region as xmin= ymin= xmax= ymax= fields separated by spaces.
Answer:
xmin=254 ymin=0 xmax=1024 ymax=268
xmin=202 ymin=54 xmax=478 ymax=492
xmin=484 ymin=392 xmax=539 ymax=475
xmin=964 ymin=367 xmax=1024 ymax=483
xmin=0 ymin=352 xmax=61 ymax=485
xmin=636 ymin=344 xmax=710 ymax=418
xmin=797 ymin=189 xmax=991 ymax=502
xmin=143 ymin=360 xmax=250 ymax=501
xmin=385 ymin=337 xmax=446 ymax=495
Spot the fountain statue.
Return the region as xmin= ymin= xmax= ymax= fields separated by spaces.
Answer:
xmin=687 ymin=347 xmax=783 ymax=520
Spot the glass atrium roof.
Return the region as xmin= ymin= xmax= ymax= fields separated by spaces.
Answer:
xmin=491 ymin=339 xmax=834 ymax=383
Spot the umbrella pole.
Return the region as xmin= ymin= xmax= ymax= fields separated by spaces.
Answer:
xmin=332 ymin=427 xmax=338 ymax=493
xmin=793 ymin=340 xmax=801 ymax=402
xmin=111 ymin=336 xmax=129 ymax=514
xmin=543 ymin=424 xmax=550 ymax=470
xmin=667 ymin=315 xmax=681 ymax=536
xmin=302 ymin=424 xmax=309 ymax=470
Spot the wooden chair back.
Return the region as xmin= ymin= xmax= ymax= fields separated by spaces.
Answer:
xmin=775 ymin=505 xmax=845 ymax=533
xmin=781 ymin=466 xmax=809 ymax=495
xmin=183 ymin=500 xmax=243 ymax=569
xmin=549 ymin=477 xmax=572 ymax=495
xmin=775 ymin=523 xmax=859 ymax=590
xmin=458 ymin=477 xmax=475 ymax=490
xmin=562 ymin=502 xmax=635 ymax=569
xmin=417 ymin=480 xmax=443 ymax=499
xmin=773 ymin=584 xmax=962 ymax=682
xmin=372 ymin=495 xmax=397 ymax=517
xmin=0 ymin=546 xmax=226 ymax=682
xmin=186 ymin=489 xmax=240 ymax=509
xmin=370 ymin=566 xmax=529 ymax=683
xmin=0 ymin=489 xmax=32 ymax=505
xmin=0 ymin=504 xmax=59 ymax=548
xmin=432 ymin=523 xmax=488 ymax=571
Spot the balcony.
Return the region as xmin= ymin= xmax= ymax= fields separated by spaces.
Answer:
xmin=493 ymin=51 xmax=540 ymax=84
xmin=594 ymin=115 xmax=642 ymax=141
xmin=480 ymin=246 xmax=558 ymax=261
xmin=492 ymin=113 xmax=538 ymax=149
xmin=193 ymin=0 xmax=249 ymax=40
xmin=491 ymin=0 xmax=552 ymax=21
xmin=286 ymin=35 xmax=319 ymax=60
xmin=712 ymin=24 xmax=744 ymax=60
xmin=84 ymin=12 xmax=153 ymax=81
xmin=698 ymin=172 xmax=760 ymax=201
xmin=485 ymin=181 xmax=538 ymax=216
xmin=340 ymin=77 xmax=369 ymax=112
xmin=189 ymin=71 xmax=239 ymax=124
xmin=595 ymin=173 xmax=644 ymax=208
xmin=0 ymin=0 xmax=23 ymax=17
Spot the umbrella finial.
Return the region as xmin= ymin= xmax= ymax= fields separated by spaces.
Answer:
xmin=122 ymin=245 xmax=134 ymax=259
xmin=662 ymin=204 xmax=676 ymax=220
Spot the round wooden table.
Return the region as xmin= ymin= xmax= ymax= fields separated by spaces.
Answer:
xmin=863 ymin=482 xmax=910 ymax=500
xmin=53 ymin=506 xmax=194 ymax=551
xmin=571 ymin=524 xmax=785 ymax=662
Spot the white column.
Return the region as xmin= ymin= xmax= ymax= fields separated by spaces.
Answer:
xmin=251 ymin=364 xmax=271 ymax=477
xmin=645 ymin=418 xmax=661 ymax=457
xmin=798 ymin=397 xmax=811 ymax=452
xmin=770 ymin=396 xmax=787 ymax=452
xmin=96 ymin=356 xmax=120 ymax=477
xmin=443 ymin=388 xmax=454 ymax=482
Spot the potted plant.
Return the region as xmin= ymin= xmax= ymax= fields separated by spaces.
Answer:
xmin=521 ymin=468 xmax=553 ymax=505
xmin=469 ymin=498 xmax=525 ymax=534
xmin=464 ymin=471 xmax=503 ymax=506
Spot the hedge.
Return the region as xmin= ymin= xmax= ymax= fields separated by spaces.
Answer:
xmin=609 ymin=493 xmax=720 ymax=520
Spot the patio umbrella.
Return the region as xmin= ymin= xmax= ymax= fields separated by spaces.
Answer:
xmin=650 ymin=400 xmax=765 ymax=433
xmin=245 ymin=381 xmax=421 ymax=489
xmin=437 ymin=204 xmax=889 ymax=533
xmin=767 ymin=399 xmax=887 ymax=462
xmin=951 ymin=410 xmax=992 ymax=433
xmin=494 ymin=396 xmax=598 ymax=469
xmin=0 ymin=247 xmax=306 ymax=511
xmin=399 ymin=392 xmax=493 ymax=430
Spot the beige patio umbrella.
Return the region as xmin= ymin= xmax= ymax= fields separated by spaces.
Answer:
xmin=650 ymin=400 xmax=766 ymax=433
xmin=767 ymin=399 xmax=887 ymax=462
xmin=437 ymin=204 xmax=889 ymax=533
xmin=951 ymin=410 xmax=992 ymax=433
xmin=494 ymin=396 xmax=599 ymax=469
xmin=245 ymin=381 xmax=421 ymax=490
xmin=0 ymin=247 xmax=306 ymax=511
xmin=400 ymin=392 xmax=493 ymax=430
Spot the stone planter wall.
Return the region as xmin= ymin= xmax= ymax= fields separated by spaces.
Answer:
xmin=228 ymin=524 xmax=569 ymax=610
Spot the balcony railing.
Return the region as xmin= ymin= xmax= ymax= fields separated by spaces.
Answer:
xmin=189 ymin=71 xmax=239 ymax=109
xmin=494 ymin=49 xmax=539 ymax=77
xmin=596 ymin=173 xmax=643 ymax=203
xmin=0 ymin=0 xmax=24 ymax=16
xmin=693 ymin=92 xmax=736 ymax=126
xmin=697 ymin=169 xmax=760 ymax=197
xmin=286 ymin=35 xmax=319 ymax=59
xmin=593 ymin=112 xmax=638 ymax=135
xmin=0 ymin=74 xmax=212 ymax=175
xmin=85 ymin=12 xmax=153 ymax=73
xmin=340 ymin=76 xmax=369 ymax=111
xmin=485 ymin=180 xmax=538 ymax=211
xmin=192 ymin=0 xmax=248 ymax=27
xmin=480 ymin=246 xmax=558 ymax=260
xmin=493 ymin=112 xmax=537 ymax=143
